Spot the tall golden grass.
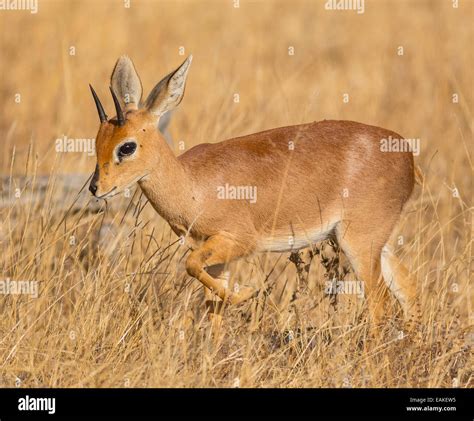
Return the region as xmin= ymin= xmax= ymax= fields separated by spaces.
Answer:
xmin=0 ymin=0 xmax=472 ymax=387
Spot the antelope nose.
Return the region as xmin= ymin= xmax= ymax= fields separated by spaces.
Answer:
xmin=89 ymin=182 xmax=98 ymax=196
xmin=90 ymin=164 xmax=100 ymax=196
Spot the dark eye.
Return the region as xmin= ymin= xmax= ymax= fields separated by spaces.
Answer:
xmin=118 ymin=142 xmax=137 ymax=159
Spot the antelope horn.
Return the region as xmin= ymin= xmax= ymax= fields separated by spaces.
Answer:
xmin=109 ymin=86 xmax=125 ymax=126
xmin=89 ymin=84 xmax=107 ymax=123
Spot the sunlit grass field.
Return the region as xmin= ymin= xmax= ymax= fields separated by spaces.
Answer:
xmin=0 ymin=0 xmax=472 ymax=387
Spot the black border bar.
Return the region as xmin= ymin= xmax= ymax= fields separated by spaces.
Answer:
xmin=0 ymin=388 xmax=471 ymax=420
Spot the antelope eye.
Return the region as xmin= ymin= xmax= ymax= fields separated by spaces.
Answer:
xmin=118 ymin=142 xmax=137 ymax=159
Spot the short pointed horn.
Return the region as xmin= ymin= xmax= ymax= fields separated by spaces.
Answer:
xmin=89 ymin=84 xmax=107 ymax=123
xmin=109 ymin=86 xmax=125 ymax=126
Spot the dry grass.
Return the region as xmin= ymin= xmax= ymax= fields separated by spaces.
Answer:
xmin=0 ymin=0 xmax=472 ymax=388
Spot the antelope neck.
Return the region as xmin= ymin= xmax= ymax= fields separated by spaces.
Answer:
xmin=138 ymin=147 xmax=197 ymax=230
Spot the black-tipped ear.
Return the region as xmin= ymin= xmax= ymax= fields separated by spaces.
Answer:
xmin=144 ymin=55 xmax=192 ymax=117
xmin=110 ymin=55 xmax=143 ymax=110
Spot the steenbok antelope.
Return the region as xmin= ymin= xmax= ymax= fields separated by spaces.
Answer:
xmin=89 ymin=55 xmax=418 ymax=328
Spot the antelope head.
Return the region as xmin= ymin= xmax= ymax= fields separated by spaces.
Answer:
xmin=89 ymin=55 xmax=192 ymax=198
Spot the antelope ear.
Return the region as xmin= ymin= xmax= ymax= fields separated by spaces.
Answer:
xmin=110 ymin=56 xmax=143 ymax=111
xmin=144 ymin=55 xmax=192 ymax=117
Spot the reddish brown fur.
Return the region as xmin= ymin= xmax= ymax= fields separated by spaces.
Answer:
xmin=91 ymin=57 xmax=418 ymax=329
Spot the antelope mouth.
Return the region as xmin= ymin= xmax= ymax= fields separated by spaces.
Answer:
xmin=96 ymin=186 xmax=118 ymax=199
xmin=97 ymin=173 xmax=150 ymax=200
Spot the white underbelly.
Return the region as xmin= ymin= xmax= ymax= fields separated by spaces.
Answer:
xmin=258 ymin=223 xmax=337 ymax=252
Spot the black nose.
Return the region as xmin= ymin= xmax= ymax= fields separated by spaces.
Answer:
xmin=90 ymin=165 xmax=99 ymax=196
xmin=89 ymin=182 xmax=98 ymax=195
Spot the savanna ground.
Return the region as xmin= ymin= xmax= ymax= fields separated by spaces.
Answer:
xmin=0 ymin=0 xmax=472 ymax=388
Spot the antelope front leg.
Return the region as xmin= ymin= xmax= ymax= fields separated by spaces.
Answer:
xmin=204 ymin=264 xmax=228 ymax=327
xmin=185 ymin=235 xmax=256 ymax=306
